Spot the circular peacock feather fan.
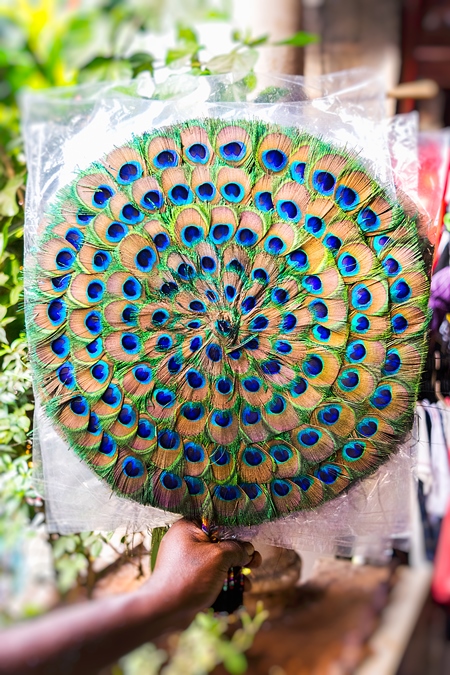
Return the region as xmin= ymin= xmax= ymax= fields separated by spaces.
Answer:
xmin=27 ymin=119 xmax=430 ymax=526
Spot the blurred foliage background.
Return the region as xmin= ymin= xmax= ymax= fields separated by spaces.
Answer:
xmin=0 ymin=1 xmax=314 ymax=671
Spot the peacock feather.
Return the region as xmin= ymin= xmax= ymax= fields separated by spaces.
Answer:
xmin=26 ymin=119 xmax=430 ymax=526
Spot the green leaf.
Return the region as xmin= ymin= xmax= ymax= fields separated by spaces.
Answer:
xmin=0 ymin=174 xmax=22 ymax=217
xmin=78 ymin=57 xmax=133 ymax=84
xmin=128 ymin=52 xmax=155 ymax=77
xmin=274 ymin=31 xmax=319 ymax=47
xmin=206 ymin=47 xmax=258 ymax=75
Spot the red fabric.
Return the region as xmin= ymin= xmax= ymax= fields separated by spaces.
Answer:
xmin=432 ymin=500 xmax=450 ymax=605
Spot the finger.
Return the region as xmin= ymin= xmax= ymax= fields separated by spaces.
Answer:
xmin=219 ymin=540 xmax=254 ymax=568
xmin=247 ymin=550 xmax=262 ymax=569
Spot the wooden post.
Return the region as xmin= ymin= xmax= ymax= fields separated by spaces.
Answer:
xmin=232 ymin=0 xmax=303 ymax=74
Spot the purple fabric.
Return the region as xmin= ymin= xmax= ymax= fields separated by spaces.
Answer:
xmin=430 ymin=267 xmax=450 ymax=331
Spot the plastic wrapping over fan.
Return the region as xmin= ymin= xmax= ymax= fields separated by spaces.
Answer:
xmin=22 ymin=69 xmax=428 ymax=554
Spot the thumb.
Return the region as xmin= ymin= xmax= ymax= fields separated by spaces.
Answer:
xmin=218 ymin=539 xmax=255 ymax=569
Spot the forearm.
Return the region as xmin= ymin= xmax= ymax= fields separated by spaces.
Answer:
xmin=0 ymin=581 xmax=191 ymax=675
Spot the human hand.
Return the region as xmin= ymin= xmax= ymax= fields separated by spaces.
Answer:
xmin=147 ymin=519 xmax=261 ymax=618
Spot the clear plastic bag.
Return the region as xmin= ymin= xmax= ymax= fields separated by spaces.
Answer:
xmin=22 ymin=69 xmax=418 ymax=554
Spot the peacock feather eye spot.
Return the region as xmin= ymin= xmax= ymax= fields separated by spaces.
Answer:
xmin=313 ymin=325 xmax=331 ymax=341
xmin=244 ymin=448 xmax=264 ymax=466
xmin=190 ymin=336 xmax=202 ymax=351
xmin=291 ymin=161 xmax=306 ymax=183
xmin=135 ymin=247 xmax=155 ymax=272
xmin=272 ymin=480 xmax=291 ymax=497
xmin=152 ymin=309 xmax=169 ymax=326
xmin=324 ymin=234 xmax=342 ymax=253
xmin=319 ymin=405 xmax=340 ymax=425
xmin=118 ymin=405 xmax=135 ymax=426
xmin=262 ymin=149 xmax=287 ymax=172
xmin=268 ymin=395 xmax=286 ymax=414
xmin=155 ymin=389 xmax=174 ymax=406
xmin=244 ymin=338 xmax=259 ymax=352
xmin=186 ymin=143 xmax=208 ymax=162
xmin=87 ymin=280 xmax=104 ymax=301
xmin=153 ymin=232 xmax=170 ymax=251
xmin=220 ymin=141 xmax=245 ymax=161
xmin=93 ymin=251 xmax=111 ymax=271
xmin=156 ymin=335 xmax=172 ymax=350
xmin=217 ymin=378 xmax=232 ymax=394
xmin=185 ymin=476 xmax=203 ymax=495
xmin=222 ymin=182 xmax=244 ymax=202
xmin=87 ymin=412 xmax=101 ymax=434
xmin=338 ymin=253 xmax=359 ymax=276
xmin=85 ymin=311 xmax=102 ymax=334
xmin=205 ymin=290 xmax=219 ymax=302
xmin=122 ymin=277 xmax=142 ymax=300
xmin=374 ymin=235 xmax=390 ymax=251
xmin=142 ymin=190 xmax=163 ymax=210
xmin=99 ymin=434 xmax=116 ymax=455
xmin=336 ymin=185 xmax=359 ymax=210
xmin=56 ymin=249 xmax=75 ymax=269
xmin=252 ymin=268 xmax=269 ymax=283
xmin=265 ymin=236 xmax=285 ymax=254
xmin=217 ymin=319 xmax=231 ymax=334
xmin=201 ymin=256 xmax=216 ymax=272
xmin=51 ymin=335 xmax=70 ymax=357
xmin=182 ymin=225 xmax=203 ymax=246
xmin=48 ymin=299 xmax=66 ymax=324
xmin=121 ymin=304 xmax=137 ymax=325
xmin=352 ymin=284 xmax=372 ymax=309
xmin=106 ymin=222 xmax=127 ymax=242
xmin=261 ymin=360 xmax=281 ymax=375
xmin=137 ymin=419 xmax=154 ymax=439
xmin=303 ymin=275 xmax=322 ymax=293
xmin=356 ymin=418 xmax=378 ymax=437
xmin=346 ymin=341 xmax=366 ymax=362
xmin=158 ymin=430 xmax=180 ymax=450
xmin=339 ymin=369 xmax=359 ymax=390
xmin=121 ymin=203 xmax=143 ymax=224
xmin=271 ymin=445 xmax=291 ymax=463
xmin=187 ymin=320 xmax=201 ymax=329
xmin=242 ymin=408 xmax=261 ymax=425
xmin=303 ymin=355 xmax=324 ymax=377
xmin=229 ymin=349 xmax=241 ymax=360
xmin=236 ymin=228 xmax=257 ymax=246
xmin=370 ymin=386 xmax=392 ymax=409
xmin=154 ymin=150 xmax=178 ymax=169
xmin=211 ymin=448 xmax=231 ymax=465
xmin=275 ymin=340 xmax=292 ymax=354
xmin=255 ymin=191 xmax=274 ymax=212
xmin=358 ymin=207 xmax=380 ymax=231
xmin=58 ymin=363 xmax=74 ymax=387
xmin=294 ymin=476 xmax=313 ymax=491
xmin=196 ymin=182 xmax=215 ymax=201
xmin=160 ymin=281 xmax=178 ymax=296
xmin=242 ymin=296 xmax=256 ymax=313
xmin=169 ymin=184 xmax=192 ymax=206
xmin=241 ymin=483 xmax=262 ymax=499
xmin=313 ymin=170 xmax=335 ymax=195
xmin=383 ymin=257 xmax=400 ymax=276
xmin=91 ymin=362 xmax=108 ymax=381
xmin=250 ymin=315 xmax=269 ymax=331
xmin=317 ymin=464 xmax=340 ymax=484
xmin=277 ymin=199 xmax=300 ymax=222
xmin=93 ymin=185 xmax=113 ymax=206
xmin=207 ymin=344 xmax=222 ymax=362
xmin=271 ymin=288 xmax=289 ymax=305
xmin=282 ymin=313 xmax=297 ymax=332
xmin=77 ymin=212 xmax=94 ymax=224
xmin=102 ymin=385 xmax=120 ymax=407
xmin=217 ymin=485 xmax=240 ymax=501
xmin=161 ymin=471 xmax=182 ymax=489
xmin=352 ymin=314 xmax=370 ymax=333
xmin=291 ymin=378 xmax=308 ymax=396
xmin=391 ymin=314 xmax=408 ymax=333
xmin=305 ymin=215 xmax=325 ymax=237
xmin=390 ymin=279 xmax=412 ymax=303
xmin=133 ymin=365 xmax=152 ymax=384
xmin=177 ymin=262 xmax=196 ymax=279
xmin=182 ymin=403 xmax=203 ymax=421
xmin=123 ymin=457 xmax=144 ymax=478
xmin=343 ymin=442 xmax=365 ymax=460
xmin=288 ymin=248 xmax=308 ymax=270
xmin=51 ymin=274 xmax=71 ymax=291
xmin=227 ymin=258 xmax=244 ymax=274
xmin=185 ymin=442 xmax=204 ymax=462
xmin=212 ymin=411 xmax=232 ymax=428
xmin=243 ymin=377 xmax=261 ymax=393
xmin=189 ymin=300 xmax=206 ymax=313
xmin=186 ymin=369 xmax=205 ymax=389
xmin=118 ymin=161 xmax=140 ymax=183
xmin=168 ymin=356 xmax=182 ymax=374
xmin=65 ymin=228 xmax=84 ymax=251
xmin=70 ymin=395 xmax=88 ymax=416
xmin=210 ymin=224 xmax=231 ymax=244
xmin=383 ymin=349 xmax=401 ymax=374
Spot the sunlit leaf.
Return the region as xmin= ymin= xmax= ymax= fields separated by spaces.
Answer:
xmin=0 ymin=174 xmax=22 ymax=217
xmin=206 ymin=47 xmax=258 ymax=75
xmin=274 ymin=31 xmax=319 ymax=47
